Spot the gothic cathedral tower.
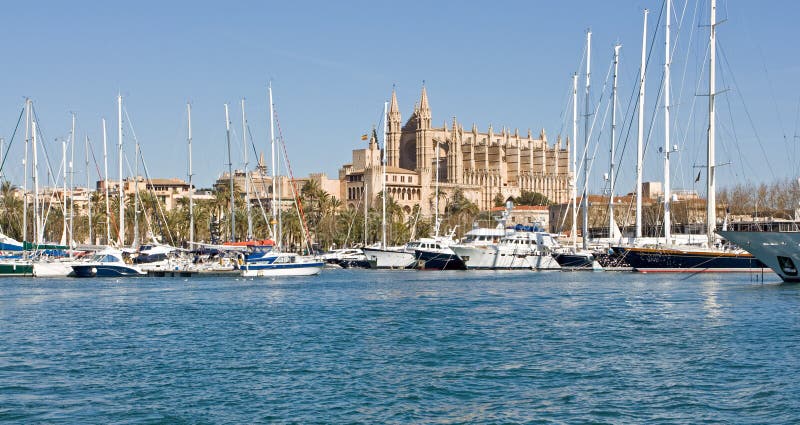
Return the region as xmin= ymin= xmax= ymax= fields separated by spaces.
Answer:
xmin=415 ymin=86 xmax=432 ymax=172
xmin=387 ymin=89 xmax=401 ymax=168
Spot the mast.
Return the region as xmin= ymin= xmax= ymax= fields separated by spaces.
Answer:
xmin=133 ymin=131 xmax=140 ymax=248
xmin=582 ymin=30 xmax=592 ymax=250
xmin=85 ymin=135 xmax=92 ymax=245
xmin=102 ymin=118 xmax=110 ymax=244
xmin=364 ymin=180 xmax=368 ymax=247
xmin=242 ymin=98 xmax=252 ymax=240
xmin=187 ymin=103 xmax=194 ymax=246
xmin=118 ymin=93 xmax=124 ymax=247
xmin=23 ymin=99 xmax=30 ymax=244
xmin=32 ymin=120 xmax=40 ymax=244
xmin=571 ymin=74 xmax=578 ymax=249
xmin=610 ymin=44 xmax=621 ymax=240
xmin=664 ymin=0 xmax=672 ymax=244
xmin=61 ymin=138 xmax=67 ymax=246
xmin=636 ymin=9 xmax=649 ymax=239
xmin=269 ymin=83 xmax=278 ymax=249
xmin=69 ymin=113 xmax=75 ymax=250
xmin=707 ymin=0 xmax=717 ymax=243
xmin=225 ymin=103 xmax=235 ymax=242
xmin=381 ymin=101 xmax=388 ymax=249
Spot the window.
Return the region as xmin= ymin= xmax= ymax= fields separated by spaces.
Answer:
xmin=778 ymin=256 xmax=798 ymax=276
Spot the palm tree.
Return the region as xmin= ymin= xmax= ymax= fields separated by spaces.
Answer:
xmin=0 ymin=181 xmax=23 ymax=240
xmin=443 ymin=188 xmax=479 ymax=239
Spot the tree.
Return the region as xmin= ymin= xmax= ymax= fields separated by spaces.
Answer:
xmin=516 ymin=191 xmax=551 ymax=206
xmin=0 ymin=181 xmax=23 ymax=240
xmin=443 ymin=188 xmax=479 ymax=239
xmin=493 ymin=192 xmax=505 ymax=207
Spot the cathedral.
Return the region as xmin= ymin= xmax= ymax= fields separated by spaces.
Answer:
xmin=339 ymin=87 xmax=571 ymax=218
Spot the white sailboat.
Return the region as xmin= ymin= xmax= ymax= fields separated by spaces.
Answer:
xmin=359 ymin=99 xmax=418 ymax=269
xmin=241 ymin=83 xmax=323 ymax=277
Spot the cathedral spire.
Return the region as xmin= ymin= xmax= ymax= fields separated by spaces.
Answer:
xmin=418 ymin=84 xmax=431 ymax=129
xmin=419 ymin=85 xmax=430 ymax=112
xmin=388 ymin=87 xmax=401 ymax=132
xmin=390 ymin=88 xmax=399 ymax=112
xmin=389 ymin=89 xmax=400 ymax=119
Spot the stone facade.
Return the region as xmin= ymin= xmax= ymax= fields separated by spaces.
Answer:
xmin=341 ymin=87 xmax=572 ymax=217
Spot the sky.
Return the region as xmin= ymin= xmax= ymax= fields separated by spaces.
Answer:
xmin=1 ymin=0 xmax=798 ymax=196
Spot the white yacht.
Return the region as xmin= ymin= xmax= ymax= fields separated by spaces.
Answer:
xmin=452 ymin=227 xmax=561 ymax=270
xmin=363 ymin=235 xmax=456 ymax=270
xmin=71 ymin=249 xmax=146 ymax=277
xmin=719 ymin=224 xmax=800 ymax=282
xmin=241 ymin=249 xmax=324 ymax=277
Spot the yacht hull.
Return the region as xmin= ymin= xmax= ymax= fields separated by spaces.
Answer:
xmin=33 ymin=261 xmax=76 ymax=277
xmin=414 ymin=250 xmax=466 ymax=270
xmin=71 ymin=264 xmax=146 ymax=277
xmin=361 ymin=248 xmax=416 ymax=269
xmin=451 ymin=245 xmax=560 ymax=270
xmin=718 ymin=231 xmax=800 ymax=282
xmin=0 ymin=261 xmax=33 ymax=276
xmin=242 ymin=262 xmax=324 ymax=277
xmin=614 ymin=246 xmax=767 ymax=273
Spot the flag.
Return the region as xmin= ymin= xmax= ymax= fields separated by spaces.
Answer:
xmin=695 ymin=171 xmax=701 ymax=183
xmin=361 ymin=134 xmax=368 ymax=141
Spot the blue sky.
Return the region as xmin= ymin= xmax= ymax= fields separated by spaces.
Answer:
xmin=1 ymin=1 xmax=797 ymax=196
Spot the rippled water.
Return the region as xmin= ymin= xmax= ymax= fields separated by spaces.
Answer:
xmin=1 ymin=270 xmax=799 ymax=423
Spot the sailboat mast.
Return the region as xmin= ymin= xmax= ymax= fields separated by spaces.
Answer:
xmin=225 ymin=103 xmax=235 ymax=242
xmin=32 ymin=120 xmax=40 ymax=244
xmin=364 ymin=180 xmax=368 ymax=246
xmin=242 ymin=98 xmax=252 ymax=240
xmin=102 ymin=118 xmax=110 ymax=244
xmin=269 ymin=83 xmax=278 ymax=248
xmin=69 ymin=113 xmax=75 ymax=250
xmin=381 ymin=101 xmax=388 ymax=249
xmin=636 ymin=9 xmax=649 ymax=239
xmin=22 ymin=99 xmax=30 ymax=244
xmin=664 ymin=0 xmax=672 ymax=244
xmin=610 ymin=44 xmax=621 ymax=239
xmin=582 ymin=30 xmax=591 ymax=250
xmin=707 ymin=0 xmax=717 ymax=244
xmin=61 ymin=138 xmax=67 ymax=246
xmin=133 ymin=133 xmax=139 ymax=248
xmin=571 ymin=74 xmax=578 ymax=249
xmin=187 ymin=103 xmax=194 ymax=246
xmin=118 ymin=94 xmax=124 ymax=247
xmin=85 ymin=135 xmax=92 ymax=245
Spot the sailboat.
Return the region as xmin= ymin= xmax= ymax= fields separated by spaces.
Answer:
xmin=32 ymin=114 xmax=80 ymax=277
xmin=553 ymin=30 xmax=602 ymax=270
xmin=240 ymin=83 xmax=323 ymax=277
xmin=614 ymin=0 xmax=766 ymax=273
xmin=69 ymin=95 xmax=145 ymax=278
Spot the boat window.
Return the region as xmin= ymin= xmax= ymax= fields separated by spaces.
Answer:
xmin=778 ymin=256 xmax=798 ymax=276
xmin=99 ymin=254 xmax=119 ymax=263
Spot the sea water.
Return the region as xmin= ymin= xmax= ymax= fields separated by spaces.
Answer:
xmin=1 ymin=270 xmax=799 ymax=423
